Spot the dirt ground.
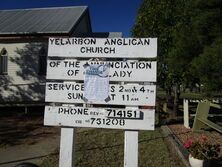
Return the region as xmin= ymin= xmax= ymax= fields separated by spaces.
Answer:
xmin=0 ymin=107 xmax=60 ymax=167
xmin=0 ymin=107 xmax=59 ymax=148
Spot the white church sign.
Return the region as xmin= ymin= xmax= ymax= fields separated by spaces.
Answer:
xmin=44 ymin=106 xmax=155 ymax=130
xmin=48 ymin=37 xmax=157 ymax=58
xmin=47 ymin=60 xmax=157 ymax=82
xmin=44 ymin=37 xmax=157 ymax=167
xmin=45 ymin=82 xmax=156 ymax=107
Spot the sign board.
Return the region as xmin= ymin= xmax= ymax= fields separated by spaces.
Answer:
xmin=45 ymin=36 xmax=157 ymax=167
xmin=47 ymin=60 xmax=157 ymax=82
xmin=44 ymin=106 xmax=155 ymax=130
xmin=48 ymin=37 xmax=157 ymax=58
xmin=45 ymin=82 xmax=156 ymax=106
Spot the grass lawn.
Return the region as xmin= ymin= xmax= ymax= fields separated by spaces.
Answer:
xmin=41 ymin=128 xmax=185 ymax=167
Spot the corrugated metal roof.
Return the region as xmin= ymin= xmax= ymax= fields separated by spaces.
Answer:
xmin=0 ymin=6 xmax=89 ymax=36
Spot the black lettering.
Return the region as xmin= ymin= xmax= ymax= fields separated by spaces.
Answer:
xmin=110 ymin=86 xmax=115 ymax=92
xmin=131 ymin=39 xmax=137 ymax=45
xmin=120 ymin=71 xmax=126 ymax=77
xmin=146 ymin=62 xmax=152 ymax=69
xmin=109 ymin=62 xmax=114 ymax=68
xmin=76 ymin=61 xmax=80 ymax=68
xmin=115 ymin=62 xmax=120 ymax=68
xmin=81 ymin=84 xmax=84 ymax=91
xmin=144 ymin=38 xmax=150 ymax=45
xmin=86 ymin=47 xmax=92 ymax=53
xmin=84 ymin=108 xmax=89 ymax=115
xmin=99 ymin=47 xmax=102 ymax=53
xmin=80 ymin=47 xmax=85 ymax=53
xmin=67 ymin=70 xmax=74 ymax=76
xmin=73 ymin=38 xmax=78 ymax=44
xmin=53 ymin=84 xmax=58 ymax=90
xmin=107 ymin=109 xmax=112 ymax=116
xmin=104 ymin=47 xmax=109 ymax=53
xmin=79 ymin=38 xmax=83 ymax=45
xmin=137 ymin=39 xmax=142 ymax=45
xmin=110 ymin=47 xmax=115 ymax=53
xmin=63 ymin=108 xmax=70 ymax=114
xmin=104 ymin=39 xmax=110 ymax=45
xmin=123 ymin=62 xmax=130 ymax=69
xmin=69 ymin=108 xmax=74 ymax=114
xmin=58 ymin=107 xmax=63 ymax=114
xmin=59 ymin=84 xmax=64 ymax=90
xmin=84 ymin=38 xmax=90 ymax=45
xmin=74 ymin=70 xmax=79 ymax=76
xmin=110 ymin=94 xmax=116 ymax=100
xmin=127 ymin=71 xmax=132 ymax=77
xmin=67 ymin=38 xmax=71 ymax=45
xmin=55 ymin=39 xmax=60 ymax=45
xmin=68 ymin=61 xmax=76 ymax=67
xmin=60 ymin=39 xmax=65 ymax=45
xmin=119 ymin=86 xmax=124 ymax=92
xmin=139 ymin=62 xmax=145 ymax=69
xmin=65 ymin=84 xmax=71 ymax=90
xmin=48 ymin=84 xmax=53 ymax=90
xmin=67 ymin=93 xmax=72 ymax=99
xmin=49 ymin=61 xmax=56 ymax=67
xmin=110 ymin=39 xmax=116 ymax=45
xmin=50 ymin=38 xmax=55 ymax=45
xmin=113 ymin=71 xmax=119 ymax=77
xmin=64 ymin=61 xmax=68 ymax=67
xmin=67 ymin=93 xmax=83 ymax=99
xmin=117 ymin=39 xmax=123 ymax=45
xmin=75 ymin=84 xmax=80 ymax=90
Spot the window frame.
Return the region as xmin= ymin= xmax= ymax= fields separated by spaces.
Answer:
xmin=0 ymin=47 xmax=8 ymax=75
xmin=38 ymin=46 xmax=47 ymax=76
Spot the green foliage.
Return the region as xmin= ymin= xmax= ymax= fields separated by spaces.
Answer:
xmin=132 ymin=0 xmax=193 ymax=90
xmin=192 ymin=38 xmax=222 ymax=93
xmin=132 ymin=0 xmax=222 ymax=95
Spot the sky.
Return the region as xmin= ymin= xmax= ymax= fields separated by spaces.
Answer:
xmin=0 ymin=0 xmax=143 ymax=37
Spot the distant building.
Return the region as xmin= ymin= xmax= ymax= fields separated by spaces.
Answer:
xmin=0 ymin=6 xmax=92 ymax=106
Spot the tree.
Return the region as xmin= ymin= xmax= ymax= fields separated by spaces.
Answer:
xmin=132 ymin=0 xmax=193 ymax=116
xmin=190 ymin=0 xmax=222 ymax=94
xmin=191 ymin=38 xmax=222 ymax=94
xmin=132 ymin=0 xmax=222 ymax=117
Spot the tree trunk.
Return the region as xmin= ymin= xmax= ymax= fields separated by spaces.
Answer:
xmin=173 ymin=84 xmax=180 ymax=118
xmin=165 ymin=86 xmax=176 ymax=121
xmin=166 ymin=86 xmax=172 ymax=103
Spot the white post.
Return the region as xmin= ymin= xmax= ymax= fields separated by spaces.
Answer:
xmin=124 ymin=106 xmax=139 ymax=167
xmin=183 ymin=99 xmax=190 ymax=128
xmin=124 ymin=130 xmax=138 ymax=167
xmin=59 ymin=128 xmax=76 ymax=167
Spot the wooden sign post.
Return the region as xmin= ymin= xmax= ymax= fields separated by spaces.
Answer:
xmin=44 ymin=37 xmax=157 ymax=167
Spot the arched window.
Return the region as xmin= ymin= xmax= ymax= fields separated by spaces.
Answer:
xmin=0 ymin=48 xmax=8 ymax=75
xmin=38 ymin=46 xmax=47 ymax=75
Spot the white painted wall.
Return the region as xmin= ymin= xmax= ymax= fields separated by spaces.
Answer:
xmin=0 ymin=42 xmax=46 ymax=102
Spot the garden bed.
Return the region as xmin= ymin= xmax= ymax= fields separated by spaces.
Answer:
xmin=168 ymin=123 xmax=222 ymax=162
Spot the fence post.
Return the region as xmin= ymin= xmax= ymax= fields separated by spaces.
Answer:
xmin=183 ymin=99 xmax=190 ymax=128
